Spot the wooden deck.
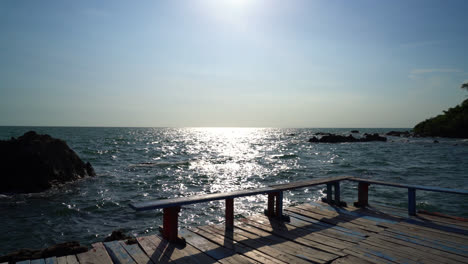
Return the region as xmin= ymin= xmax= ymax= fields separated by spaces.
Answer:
xmin=9 ymin=201 xmax=468 ymax=264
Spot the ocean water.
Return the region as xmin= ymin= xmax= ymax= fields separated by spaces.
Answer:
xmin=0 ymin=127 xmax=467 ymax=254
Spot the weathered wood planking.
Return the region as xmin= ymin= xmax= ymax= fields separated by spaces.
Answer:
xmin=66 ymin=255 xmax=79 ymax=264
xmin=180 ymin=229 xmax=258 ymax=264
xmin=118 ymin=241 xmax=152 ymax=264
xmin=30 ymin=259 xmax=45 ymax=264
xmin=137 ymin=234 xmax=217 ymax=264
xmin=103 ymin=241 xmax=136 ymax=264
xmin=76 ymin=242 xmax=113 ymax=264
xmin=44 ymin=257 xmax=57 ymax=264
xmin=191 ymin=225 xmax=286 ymax=264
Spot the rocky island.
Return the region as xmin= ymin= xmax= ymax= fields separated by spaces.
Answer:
xmin=0 ymin=131 xmax=96 ymax=193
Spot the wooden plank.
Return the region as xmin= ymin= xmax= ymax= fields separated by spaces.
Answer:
xmin=56 ymin=256 xmax=67 ymax=264
xmin=233 ymin=221 xmax=339 ymax=263
xmin=207 ymin=223 xmax=318 ymax=264
xmin=352 ymin=243 xmax=422 ymax=264
xmin=119 ymin=241 xmax=153 ymax=264
xmin=379 ymin=230 xmax=468 ymax=259
xmin=330 ymin=255 xmax=375 ymax=264
xmin=363 ymin=235 xmax=467 ymax=264
xmin=104 ymin=240 xmax=137 ymax=264
xmin=45 ymin=257 xmax=57 ymax=264
xmin=65 ymin=255 xmax=79 ymax=264
xmin=76 ymin=242 xmax=113 ymax=264
xmin=192 ymin=225 xmax=287 ymax=264
xmin=286 ymin=212 xmax=367 ymax=242
xmin=258 ymin=211 xmax=366 ymax=241
xmin=286 ymin=206 xmax=380 ymax=235
xmin=137 ymin=234 xmax=218 ymax=264
xmin=15 ymin=261 xmax=31 ymax=264
xmin=243 ymin=215 xmax=352 ymax=252
xmin=384 ymin=222 xmax=468 ymax=247
xmin=342 ymin=248 xmax=396 ymax=264
xmin=30 ymin=259 xmax=45 ymax=264
xmin=180 ymin=229 xmax=257 ymax=264
xmin=298 ymin=203 xmax=388 ymax=231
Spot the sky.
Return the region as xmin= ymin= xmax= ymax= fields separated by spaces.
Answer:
xmin=1 ymin=0 xmax=468 ymax=128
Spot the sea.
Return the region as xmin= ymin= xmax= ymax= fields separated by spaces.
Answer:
xmin=0 ymin=127 xmax=467 ymax=254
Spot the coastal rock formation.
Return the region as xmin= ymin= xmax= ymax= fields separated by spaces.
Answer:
xmin=362 ymin=133 xmax=387 ymax=142
xmin=0 ymin=131 xmax=96 ymax=193
xmin=386 ymin=131 xmax=411 ymax=137
xmin=308 ymin=133 xmax=387 ymax=143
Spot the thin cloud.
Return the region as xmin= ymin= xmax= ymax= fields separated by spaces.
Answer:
xmin=411 ymin=68 xmax=462 ymax=74
xmin=409 ymin=68 xmax=463 ymax=80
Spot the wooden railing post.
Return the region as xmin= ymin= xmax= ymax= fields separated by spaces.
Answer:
xmin=275 ymin=191 xmax=283 ymax=217
xmin=354 ymin=182 xmax=370 ymax=207
xmin=162 ymin=206 xmax=181 ymax=242
xmin=408 ymin=188 xmax=416 ymax=216
xmin=225 ymin=198 xmax=234 ymax=230
xmin=326 ymin=183 xmax=333 ymax=203
xmin=266 ymin=193 xmax=275 ymax=217
xmin=333 ymin=181 xmax=340 ymax=204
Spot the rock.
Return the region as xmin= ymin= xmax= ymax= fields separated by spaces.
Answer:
xmin=309 ymin=134 xmax=358 ymax=143
xmin=308 ymin=133 xmax=387 ymax=143
xmin=0 ymin=131 xmax=96 ymax=193
xmin=103 ymin=230 xmax=132 ymax=242
xmin=308 ymin=137 xmax=319 ymax=143
xmin=351 ymin=130 xmax=359 ymax=133
xmin=0 ymin=241 xmax=88 ymax=263
xmin=434 ymin=140 xmax=439 ymax=143
xmin=314 ymin=132 xmax=331 ymax=136
xmin=362 ymin=133 xmax=387 ymax=142
xmin=386 ymin=130 xmax=411 ymax=137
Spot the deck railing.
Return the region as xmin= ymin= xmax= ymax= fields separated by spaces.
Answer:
xmin=130 ymin=176 xmax=468 ymax=243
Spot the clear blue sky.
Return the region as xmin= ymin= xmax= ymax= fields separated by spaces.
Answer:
xmin=1 ymin=0 xmax=467 ymax=127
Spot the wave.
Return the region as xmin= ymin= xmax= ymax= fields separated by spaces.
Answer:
xmin=270 ymin=154 xmax=298 ymax=160
xmin=130 ymin=160 xmax=191 ymax=168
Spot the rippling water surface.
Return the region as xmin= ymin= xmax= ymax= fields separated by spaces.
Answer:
xmin=0 ymin=127 xmax=467 ymax=254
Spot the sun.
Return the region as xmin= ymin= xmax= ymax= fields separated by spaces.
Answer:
xmin=201 ymin=0 xmax=257 ymax=30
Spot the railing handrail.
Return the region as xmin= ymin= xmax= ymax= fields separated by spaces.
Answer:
xmin=130 ymin=175 xmax=468 ymax=243
xmin=130 ymin=176 xmax=350 ymax=211
xmin=349 ymin=177 xmax=468 ymax=195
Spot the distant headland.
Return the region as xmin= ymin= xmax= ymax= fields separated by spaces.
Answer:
xmin=413 ymin=82 xmax=468 ymax=139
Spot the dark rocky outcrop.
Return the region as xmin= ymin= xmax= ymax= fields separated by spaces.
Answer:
xmin=104 ymin=230 xmax=137 ymax=245
xmin=351 ymin=130 xmax=359 ymax=133
xmin=386 ymin=130 xmax=411 ymax=137
xmin=308 ymin=133 xmax=387 ymax=143
xmin=362 ymin=133 xmax=387 ymax=142
xmin=0 ymin=131 xmax=96 ymax=193
xmin=0 ymin=241 xmax=88 ymax=263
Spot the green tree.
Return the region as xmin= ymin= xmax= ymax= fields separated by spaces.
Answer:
xmin=462 ymin=82 xmax=468 ymax=91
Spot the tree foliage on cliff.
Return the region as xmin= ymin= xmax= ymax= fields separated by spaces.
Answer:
xmin=413 ymin=99 xmax=468 ymax=138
